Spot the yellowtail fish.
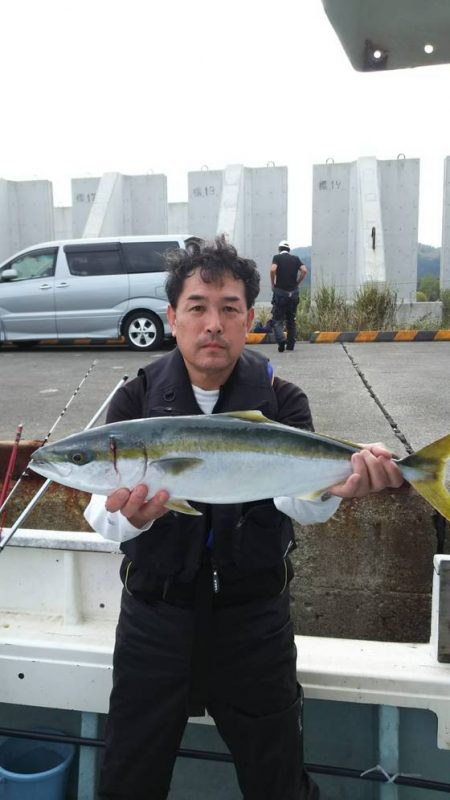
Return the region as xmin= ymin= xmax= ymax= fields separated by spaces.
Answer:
xmin=29 ymin=411 xmax=450 ymax=519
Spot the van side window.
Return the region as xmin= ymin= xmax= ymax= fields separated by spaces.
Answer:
xmin=121 ymin=242 xmax=179 ymax=273
xmin=1 ymin=250 xmax=57 ymax=281
xmin=66 ymin=248 xmax=123 ymax=277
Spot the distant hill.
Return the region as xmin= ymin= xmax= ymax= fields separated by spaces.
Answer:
xmin=291 ymin=244 xmax=440 ymax=288
xmin=291 ymin=247 xmax=311 ymax=288
xmin=417 ymin=243 xmax=440 ymax=280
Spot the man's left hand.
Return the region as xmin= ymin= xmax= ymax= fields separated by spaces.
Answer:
xmin=329 ymin=444 xmax=405 ymax=499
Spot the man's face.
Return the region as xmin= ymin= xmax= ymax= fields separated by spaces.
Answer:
xmin=167 ymin=269 xmax=254 ymax=389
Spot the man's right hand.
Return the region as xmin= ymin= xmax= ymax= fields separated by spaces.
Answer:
xmin=105 ymin=484 xmax=170 ymax=530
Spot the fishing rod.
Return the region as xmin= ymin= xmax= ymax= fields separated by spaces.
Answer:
xmin=0 ymin=360 xmax=98 ymax=517
xmin=0 ymin=424 xmax=23 ymax=509
xmin=0 ymin=374 xmax=128 ymax=552
xmin=0 ymin=424 xmax=23 ymax=534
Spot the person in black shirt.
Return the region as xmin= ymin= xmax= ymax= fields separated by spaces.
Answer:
xmin=85 ymin=237 xmax=404 ymax=800
xmin=270 ymin=240 xmax=308 ymax=352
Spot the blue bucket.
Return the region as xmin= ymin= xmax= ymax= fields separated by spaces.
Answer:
xmin=0 ymin=732 xmax=75 ymax=800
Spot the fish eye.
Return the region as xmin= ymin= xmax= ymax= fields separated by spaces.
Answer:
xmin=70 ymin=451 xmax=88 ymax=465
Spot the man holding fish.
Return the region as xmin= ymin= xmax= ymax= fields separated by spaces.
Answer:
xmin=45 ymin=237 xmax=412 ymax=798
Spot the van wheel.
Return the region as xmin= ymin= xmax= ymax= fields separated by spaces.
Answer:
xmin=123 ymin=311 xmax=164 ymax=351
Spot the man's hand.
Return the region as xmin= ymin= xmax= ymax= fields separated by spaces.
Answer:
xmin=329 ymin=444 xmax=405 ymax=499
xmin=105 ymin=484 xmax=170 ymax=529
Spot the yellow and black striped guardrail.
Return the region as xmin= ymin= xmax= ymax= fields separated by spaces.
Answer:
xmin=309 ymin=330 xmax=450 ymax=343
xmin=246 ymin=333 xmax=275 ymax=344
xmin=3 ymin=331 xmax=450 ymax=348
xmin=1 ymin=337 xmax=127 ymax=348
xmin=246 ymin=330 xmax=450 ymax=344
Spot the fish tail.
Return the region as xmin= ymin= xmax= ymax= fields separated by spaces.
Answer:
xmin=399 ymin=434 xmax=450 ymax=521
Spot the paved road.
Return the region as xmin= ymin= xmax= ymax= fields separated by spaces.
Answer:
xmin=0 ymin=342 xmax=449 ymax=454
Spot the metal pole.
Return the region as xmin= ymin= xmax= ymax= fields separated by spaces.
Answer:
xmin=377 ymin=705 xmax=400 ymax=800
xmin=0 ymin=360 xmax=99 ymax=516
xmin=78 ymin=712 xmax=100 ymax=800
xmin=0 ymin=374 xmax=128 ymax=552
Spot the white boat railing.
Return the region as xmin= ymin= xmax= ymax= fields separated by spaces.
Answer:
xmin=0 ymin=529 xmax=449 ymax=797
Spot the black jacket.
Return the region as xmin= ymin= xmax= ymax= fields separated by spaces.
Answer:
xmin=107 ymin=347 xmax=313 ymax=602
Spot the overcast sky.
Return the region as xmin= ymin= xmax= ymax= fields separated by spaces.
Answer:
xmin=1 ymin=0 xmax=449 ymax=246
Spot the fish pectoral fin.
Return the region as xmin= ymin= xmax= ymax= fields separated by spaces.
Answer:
xmin=164 ymin=498 xmax=203 ymax=516
xmin=295 ymin=488 xmax=331 ymax=501
xmin=152 ymin=457 xmax=203 ymax=476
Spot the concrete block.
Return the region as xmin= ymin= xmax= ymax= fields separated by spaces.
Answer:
xmin=217 ymin=164 xmax=245 ymax=250
xmin=54 ymin=206 xmax=73 ymax=240
xmin=83 ymin=172 xmax=123 ymax=237
xmin=379 ymin=158 xmax=419 ymax=303
xmin=396 ymin=300 xmax=443 ymax=326
xmin=0 ymin=179 xmax=55 ymax=261
xmin=71 ymin=177 xmax=100 ymax=237
xmin=169 ymin=202 xmax=188 ymax=233
xmin=187 ymin=164 xmax=287 ymax=301
xmin=124 ymin=174 xmax=168 ymax=234
xmin=312 ymin=161 xmax=351 ymax=296
xmin=248 ymin=165 xmax=288 ymax=301
xmin=14 ymin=181 xmax=55 ymax=251
xmin=75 ymin=173 xmax=168 ymax=238
xmin=188 ymin=169 xmax=223 ymax=239
xmin=312 ymin=157 xmax=419 ymax=304
xmin=289 ymin=490 xmax=443 ymax=643
xmin=290 ymin=586 xmax=432 ymax=642
xmin=354 ymin=156 xmax=386 ymax=288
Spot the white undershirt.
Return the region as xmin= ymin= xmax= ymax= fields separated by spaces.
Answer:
xmin=192 ymin=385 xmax=220 ymax=415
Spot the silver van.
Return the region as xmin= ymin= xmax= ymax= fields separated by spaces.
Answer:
xmin=0 ymin=235 xmax=203 ymax=351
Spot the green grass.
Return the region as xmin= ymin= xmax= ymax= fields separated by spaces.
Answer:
xmin=253 ymin=283 xmax=448 ymax=340
xmin=253 ymin=304 xmax=272 ymax=327
xmin=441 ymin=289 xmax=450 ymax=327
xmin=295 ymin=283 xmax=398 ymax=339
xmin=351 ymin=283 xmax=397 ymax=330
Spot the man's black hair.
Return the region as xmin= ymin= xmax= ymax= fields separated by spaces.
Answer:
xmin=165 ymin=235 xmax=260 ymax=309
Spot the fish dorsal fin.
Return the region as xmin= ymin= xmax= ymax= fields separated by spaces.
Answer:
xmin=152 ymin=457 xmax=203 ymax=476
xmin=317 ymin=431 xmax=361 ymax=450
xmin=215 ymin=410 xmax=273 ymax=423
